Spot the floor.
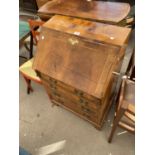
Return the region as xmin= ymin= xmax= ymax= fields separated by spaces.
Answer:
xmin=19 ymin=10 xmax=135 ymax=155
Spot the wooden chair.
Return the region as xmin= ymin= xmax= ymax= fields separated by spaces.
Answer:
xmin=126 ymin=48 xmax=135 ymax=81
xmin=28 ymin=19 xmax=44 ymax=45
xmin=126 ymin=5 xmax=135 ymax=29
xmin=19 ymin=14 xmax=39 ymax=59
xmin=19 ymin=19 xmax=44 ymax=94
xmin=125 ymin=15 xmax=135 ymax=29
xmin=108 ymin=77 xmax=135 ymax=143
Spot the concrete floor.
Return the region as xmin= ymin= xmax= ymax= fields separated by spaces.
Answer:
xmin=19 ymin=49 xmax=134 ymax=155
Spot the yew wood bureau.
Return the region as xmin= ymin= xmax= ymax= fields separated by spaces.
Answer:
xmin=33 ymin=15 xmax=131 ymax=129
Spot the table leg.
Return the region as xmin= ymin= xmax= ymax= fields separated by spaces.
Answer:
xmin=30 ymin=32 xmax=33 ymax=59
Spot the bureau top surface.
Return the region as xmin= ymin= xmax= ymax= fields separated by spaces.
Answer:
xmin=33 ymin=15 xmax=131 ymax=99
xmin=38 ymin=0 xmax=130 ymax=24
xmin=43 ymin=15 xmax=131 ymax=46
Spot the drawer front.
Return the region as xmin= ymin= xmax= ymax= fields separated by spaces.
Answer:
xmin=43 ymin=81 xmax=99 ymax=123
xmin=40 ymin=73 xmax=101 ymax=109
xmin=52 ymin=94 xmax=99 ymax=123
xmin=43 ymin=79 xmax=101 ymax=112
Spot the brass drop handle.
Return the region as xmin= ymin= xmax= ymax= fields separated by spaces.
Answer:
xmin=50 ymin=81 xmax=57 ymax=89
xmin=79 ymin=98 xmax=88 ymax=106
xmin=83 ymin=108 xmax=89 ymax=113
xmin=82 ymin=106 xmax=90 ymax=113
xmin=50 ymin=79 xmax=57 ymax=84
xmin=82 ymin=106 xmax=95 ymax=115
xmin=51 ymin=90 xmax=60 ymax=97
xmin=50 ymin=84 xmax=57 ymax=90
xmin=74 ymin=89 xmax=83 ymax=96
xmin=83 ymin=113 xmax=90 ymax=119
xmin=68 ymin=38 xmax=79 ymax=45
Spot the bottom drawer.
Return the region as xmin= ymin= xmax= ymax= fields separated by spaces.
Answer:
xmin=47 ymin=88 xmax=99 ymax=124
xmin=60 ymin=98 xmax=98 ymax=124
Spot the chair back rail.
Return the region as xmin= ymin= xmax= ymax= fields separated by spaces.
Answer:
xmin=28 ymin=19 xmax=44 ymax=45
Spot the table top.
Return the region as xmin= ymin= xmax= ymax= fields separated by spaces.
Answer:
xmin=38 ymin=0 xmax=130 ymax=24
xmin=19 ymin=21 xmax=30 ymax=42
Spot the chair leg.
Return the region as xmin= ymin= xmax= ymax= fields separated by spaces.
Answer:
xmin=108 ymin=108 xmax=125 ymax=143
xmin=27 ymin=80 xmax=32 ymax=94
xmin=24 ymin=41 xmax=30 ymax=52
xmin=23 ymin=76 xmax=33 ymax=94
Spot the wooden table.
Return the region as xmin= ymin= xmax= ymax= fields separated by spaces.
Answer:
xmin=19 ymin=20 xmax=33 ymax=59
xmin=38 ymin=0 xmax=130 ymax=24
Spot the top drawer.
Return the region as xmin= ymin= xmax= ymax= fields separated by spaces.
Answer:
xmin=40 ymin=73 xmax=102 ymax=109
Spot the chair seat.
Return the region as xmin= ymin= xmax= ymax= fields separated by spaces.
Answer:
xmin=19 ymin=58 xmax=41 ymax=83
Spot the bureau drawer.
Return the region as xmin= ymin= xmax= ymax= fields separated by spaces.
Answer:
xmin=52 ymin=94 xmax=98 ymax=123
xmin=44 ymin=83 xmax=98 ymax=123
xmin=41 ymin=74 xmax=101 ymax=106
xmin=43 ymin=79 xmax=101 ymax=112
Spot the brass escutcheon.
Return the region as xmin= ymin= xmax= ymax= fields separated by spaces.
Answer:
xmin=68 ymin=38 xmax=79 ymax=45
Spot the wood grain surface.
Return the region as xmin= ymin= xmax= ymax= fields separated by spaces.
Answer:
xmin=38 ymin=0 xmax=130 ymax=24
xmin=43 ymin=15 xmax=131 ymax=46
xmin=33 ymin=15 xmax=131 ymax=129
